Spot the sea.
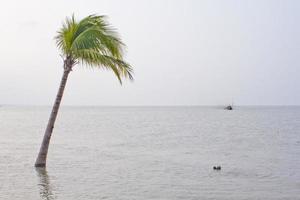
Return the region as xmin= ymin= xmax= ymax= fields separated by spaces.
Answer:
xmin=0 ymin=106 xmax=299 ymax=200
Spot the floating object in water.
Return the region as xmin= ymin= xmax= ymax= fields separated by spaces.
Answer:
xmin=213 ymin=166 xmax=221 ymax=170
xmin=225 ymin=105 xmax=233 ymax=110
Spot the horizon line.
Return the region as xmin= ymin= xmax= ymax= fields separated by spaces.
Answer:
xmin=1 ymin=104 xmax=300 ymax=107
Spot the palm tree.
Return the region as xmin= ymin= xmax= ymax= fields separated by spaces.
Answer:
xmin=35 ymin=14 xmax=133 ymax=167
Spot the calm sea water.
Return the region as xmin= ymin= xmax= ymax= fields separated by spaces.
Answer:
xmin=0 ymin=106 xmax=299 ymax=200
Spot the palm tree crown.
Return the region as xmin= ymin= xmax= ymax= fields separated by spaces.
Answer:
xmin=55 ymin=14 xmax=133 ymax=83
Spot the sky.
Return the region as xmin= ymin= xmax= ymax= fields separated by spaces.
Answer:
xmin=0 ymin=0 xmax=299 ymax=106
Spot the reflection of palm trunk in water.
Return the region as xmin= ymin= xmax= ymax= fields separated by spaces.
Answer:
xmin=35 ymin=168 xmax=56 ymax=200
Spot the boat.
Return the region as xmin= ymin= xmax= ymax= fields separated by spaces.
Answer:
xmin=225 ymin=105 xmax=233 ymax=110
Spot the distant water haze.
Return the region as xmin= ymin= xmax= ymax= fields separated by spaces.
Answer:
xmin=0 ymin=0 xmax=299 ymax=106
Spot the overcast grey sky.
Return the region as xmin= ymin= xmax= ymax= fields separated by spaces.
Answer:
xmin=0 ymin=0 xmax=299 ymax=106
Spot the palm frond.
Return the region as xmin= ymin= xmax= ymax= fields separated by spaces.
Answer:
xmin=74 ymin=49 xmax=133 ymax=84
xmin=55 ymin=14 xmax=133 ymax=83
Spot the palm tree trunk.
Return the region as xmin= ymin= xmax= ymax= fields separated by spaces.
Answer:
xmin=35 ymin=68 xmax=71 ymax=167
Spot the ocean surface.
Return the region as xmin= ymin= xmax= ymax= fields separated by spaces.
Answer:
xmin=0 ymin=106 xmax=300 ymax=200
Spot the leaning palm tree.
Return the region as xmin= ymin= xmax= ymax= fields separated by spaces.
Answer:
xmin=35 ymin=14 xmax=133 ymax=167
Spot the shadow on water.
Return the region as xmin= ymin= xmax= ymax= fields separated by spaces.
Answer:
xmin=35 ymin=168 xmax=56 ymax=200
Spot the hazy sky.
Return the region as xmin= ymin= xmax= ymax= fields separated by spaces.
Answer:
xmin=0 ymin=0 xmax=299 ymax=106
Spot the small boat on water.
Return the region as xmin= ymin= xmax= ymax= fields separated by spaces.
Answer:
xmin=225 ymin=105 xmax=233 ymax=110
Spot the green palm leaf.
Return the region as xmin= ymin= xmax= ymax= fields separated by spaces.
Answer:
xmin=55 ymin=14 xmax=133 ymax=84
